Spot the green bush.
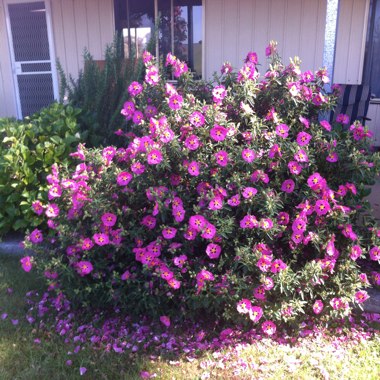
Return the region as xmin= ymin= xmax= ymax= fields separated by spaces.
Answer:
xmin=25 ymin=46 xmax=380 ymax=331
xmin=57 ymin=34 xmax=145 ymax=147
xmin=0 ymin=103 xmax=81 ymax=235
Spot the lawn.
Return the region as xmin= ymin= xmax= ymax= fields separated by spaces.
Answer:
xmin=0 ymin=254 xmax=379 ymax=380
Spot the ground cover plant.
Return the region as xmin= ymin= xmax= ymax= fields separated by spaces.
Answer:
xmin=0 ymin=254 xmax=379 ymax=379
xmin=23 ymin=42 xmax=380 ymax=336
xmin=0 ymin=103 xmax=81 ymax=235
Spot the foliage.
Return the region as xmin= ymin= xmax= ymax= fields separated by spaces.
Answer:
xmin=57 ymin=34 xmax=145 ymax=147
xmin=25 ymin=44 xmax=380 ymax=330
xmin=0 ymin=103 xmax=81 ymax=235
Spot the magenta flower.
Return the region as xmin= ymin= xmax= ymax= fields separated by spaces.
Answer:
xmin=173 ymin=207 xmax=186 ymax=222
xmin=189 ymin=215 xmax=206 ymax=232
xmin=20 ymin=256 xmax=32 ymax=272
xmin=291 ymin=232 xmax=304 ymax=245
xmin=210 ymin=125 xmax=228 ymax=141
xmin=312 ymin=300 xmax=324 ymax=314
xmin=162 ymin=227 xmax=177 ymax=239
xmin=340 ymin=224 xmax=357 ymax=240
xmin=212 ymin=85 xmax=227 ymax=104
xmin=242 ymin=187 xmax=257 ymax=199
xmin=188 ymin=161 xmax=200 ymax=176
xmin=45 ymin=203 xmax=59 ymax=218
xmin=48 ymin=184 xmax=62 ymax=200
xmin=131 ymin=162 xmax=145 ymax=175
xmin=315 ymin=200 xmax=330 ymax=216
xmin=369 ymin=246 xmax=380 ymax=261
xmin=320 ymin=120 xmax=332 ymax=131
xmin=257 ymin=256 xmax=272 ymax=272
xmin=240 ymin=215 xmax=258 ymax=229
xmin=160 ymin=315 xmax=171 ymax=327
xmin=141 ymin=215 xmax=156 ymax=230
xmin=249 ymin=306 xmax=263 ymax=323
xmin=260 ymin=218 xmax=273 ymax=230
xmin=77 ymin=261 xmax=93 ymax=276
xmin=32 ymin=201 xmax=44 ymax=215
xmin=241 ymin=149 xmax=256 ymax=163
xmin=160 ymin=128 xmax=175 ymax=143
xmin=281 ymin=179 xmax=295 ymax=193
xmin=330 ymin=297 xmax=346 ymax=310
xmin=277 ymin=212 xmax=290 ymax=225
xmin=253 ymin=285 xmax=266 ymax=300
xmin=184 ymin=227 xmax=197 ymax=241
xmin=214 ymin=150 xmax=229 ymax=167
xmin=145 ymin=65 xmax=159 ymax=86
xmin=336 ymin=113 xmax=350 ymax=124
xmin=167 ymin=278 xmax=181 ymax=289
xmin=292 ymin=217 xmax=307 ymax=233
xmin=168 ymin=94 xmax=183 ymax=110
xmin=173 ymin=255 xmax=187 ymax=268
xmin=102 ymin=146 xmax=116 ymax=164
xmin=101 ymin=213 xmax=117 ymax=227
xmin=350 ymin=245 xmax=362 ymax=261
xmin=184 ymin=135 xmax=200 ymax=150
xmin=201 ymin=222 xmax=217 ymax=239
xmin=189 ymin=111 xmax=205 ymax=127
xmin=206 ymin=243 xmax=221 ymax=259
xmin=147 ymin=149 xmax=163 ymax=165
xmin=307 ymin=172 xmax=327 ymax=191
xmin=275 ymin=123 xmax=289 ymax=138
xmin=227 ymin=194 xmax=241 ymax=207
xmin=128 ymin=81 xmax=143 ymax=97
xmin=294 ymin=149 xmax=308 ymax=162
xmin=262 ymin=320 xmax=276 ymax=336
xmin=326 ymin=152 xmax=338 ymax=162
xmin=145 ymin=105 xmax=157 ymax=118
xmin=117 ymin=172 xmax=133 ymax=187
xmin=288 ymin=161 xmax=302 ymax=175
xmin=209 ymin=196 xmax=223 ymax=210
xmin=270 ymin=259 xmax=287 ymax=273
xmin=81 ymin=238 xmax=94 ymax=251
xmin=93 ymin=233 xmax=109 ymax=246
xmin=355 ymin=290 xmax=369 ymax=304
xmin=29 ymin=229 xmax=43 ymax=244
xmin=237 ymin=299 xmax=252 ymax=314
xmin=262 ymin=276 xmax=274 ymax=290
xmin=121 ymin=270 xmax=131 ymax=280
xmin=296 ymin=131 xmax=312 ymax=146
xmin=132 ymin=110 xmax=144 ymax=125
xmin=121 ymin=101 xmax=135 ymax=120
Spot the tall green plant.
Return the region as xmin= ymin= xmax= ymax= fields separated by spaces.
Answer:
xmin=57 ymin=34 xmax=145 ymax=147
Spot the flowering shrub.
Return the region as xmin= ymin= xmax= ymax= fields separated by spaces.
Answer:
xmin=24 ymin=43 xmax=380 ymax=330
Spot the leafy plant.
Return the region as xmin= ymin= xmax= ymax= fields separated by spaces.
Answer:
xmin=57 ymin=34 xmax=145 ymax=147
xmin=0 ymin=103 xmax=81 ymax=235
xmin=25 ymin=44 xmax=380 ymax=331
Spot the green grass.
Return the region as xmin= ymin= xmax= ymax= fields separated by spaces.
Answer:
xmin=0 ymin=254 xmax=379 ymax=380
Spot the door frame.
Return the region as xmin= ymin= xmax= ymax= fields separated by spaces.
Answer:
xmin=4 ymin=0 xmax=59 ymax=118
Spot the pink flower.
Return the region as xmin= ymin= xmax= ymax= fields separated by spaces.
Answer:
xmin=121 ymin=101 xmax=135 ymax=120
xmin=214 ymin=150 xmax=229 ymax=167
xmin=249 ymin=306 xmax=263 ymax=323
xmin=294 ymin=149 xmax=308 ymax=162
xmin=288 ymin=161 xmax=302 ymax=175
xmin=77 ymin=261 xmax=93 ymax=276
xmin=173 ymin=255 xmax=187 ymax=268
xmin=262 ymin=277 xmax=274 ymax=290
xmin=20 ymin=256 xmax=32 ymax=272
xmin=270 ymin=259 xmax=287 ymax=273
xmin=227 ymin=194 xmax=240 ymax=207
xmin=336 ymin=113 xmax=350 ymax=124
xmin=242 ymin=187 xmax=257 ymax=199
xmin=93 ymin=233 xmax=109 ymax=246
xmin=45 ymin=203 xmax=59 ymax=218
xmin=32 ymin=201 xmax=44 ymax=215
xmin=141 ymin=215 xmax=156 ymax=230
xmin=262 ymin=320 xmax=276 ymax=335
xmin=330 ymin=297 xmax=347 ymax=310
xmin=237 ymin=299 xmax=252 ymax=314
xmin=147 ymin=149 xmax=163 ymax=165
xmin=132 ymin=111 xmax=144 ymax=125
xmin=48 ymin=184 xmax=62 ymax=200
xmin=168 ymin=94 xmax=183 ymax=110
xmin=242 ymin=149 xmax=256 ymax=163
xmin=189 ymin=111 xmax=205 ymax=127
xmin=117 ymin=171 xmax=133 ymax=186
xmin=277 ymin=212 xmax=289 ymax=225
xmin=121 ymin=270 xmax=131 ymax=280
xmin=102 ymin=146 xmax=116 ymax=164
xmin=307 ymin=172 xmax=327 ymax=191
xmin=212 ymin=85 xmax=227 ymax=104
xmin=209 ymin=196 xmax=223 ymax=210
xmin=315 ymin=200 xmax=330 ymax=216
xmin=326 ymin=152 xmax=338 ymax=162
xmin=81 ymin=238 xmax=94 ymax=251
xmin=29 ymin=229 xmax=43 ymax=244
xmin=160 ymin=315 xmax=171 ymax=327
xmin=206 ymin=243 xmax=221 ymax=259
xmin=210 ymin=125 xmax=228 ymax=141
xmin=281 ymin=179 xmax=295 ymax=193
xmin=188 ymin=161 xmax=200 ymax=176
xmin=292 ymin=217 xmax=307 ymax=233
xmin=253 ymin=285 xmax=266 ymax=300
xmin=240 ymin=215 xmax=258 ymax=229
xmin=312 ymin=300 xmax=324 ymax=314
xmin=201 ymin=222 xmax=217 ymax=239
xmin=128 ymin=81 xmax=143 ymax=97
xmin=260 ymin=218 xmax=273 ymax=230
xmin=320 ymin=120 xmax=332 ymax=131
xmin=173 ymin=207 xmax=186 ymax=222
xmin=275 ymin=123 xmax=289 ymax=138
xmin=291 ymin=232 xmax=304 ymax=245
xmin=355 ymin=291 xmax=369 ymax=304
xmin=131 ymin=162 xmax=145 ymax=175
xmin=162 ymin=227 xmax=177 ymax=239
xmin=184 ymin=135 xmax=200 ymax=150
xmin=189 ymin=215 xmax=206 ymax=232
xmin=369 ymin=246 xmax=380 ymax=261
xmin=101 ymin=213 xmax=117 ymax=227
xmin=145 ymin=65 xmax=160 ymax=86
xmin=296 ymin=131 xmax=312 ymax=146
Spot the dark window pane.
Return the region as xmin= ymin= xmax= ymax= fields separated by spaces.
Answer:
xmin=158 ymin=0 xmax=172 ymax=60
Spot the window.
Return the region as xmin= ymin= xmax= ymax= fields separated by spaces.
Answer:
xmin=364 ymin=0 xmax=380 ymax=99
xmin=114 ymin=0 xmax=203 ymax=77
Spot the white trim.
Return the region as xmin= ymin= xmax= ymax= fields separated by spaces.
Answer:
xmin=358 ymin=0 xmax=371 ymax=84
xmin=4 ymin=0 xmax=59 ymax=118
xmin=202 ymin=0 xmax=205 ymax=79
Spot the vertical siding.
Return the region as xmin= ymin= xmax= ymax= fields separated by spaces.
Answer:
xmin=204 ymin=0 xmax=327 ymax=79
xmin=51 ymin=0 xmax=115 ymax=79
xmin=0 ymin=1 xmax=17 ymax=118
xmin=367 ymin=103 xmax=380 ymax=147
xmin=334 ymin=0 xmax=370 ymax=84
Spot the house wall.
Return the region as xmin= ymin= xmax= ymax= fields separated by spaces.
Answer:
xmin=334 ymin=0 xmax=370 ymax=85
xmin=367 ymin=103 xmax=380 ymax=147
xmin=203 ymin=0 xmax=327 ymax=79
xmin=50 ymin=0 xmax=115 ymax=79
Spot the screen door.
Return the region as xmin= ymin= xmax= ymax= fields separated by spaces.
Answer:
xmin=6 ymin=0 xmax=58 ymax=118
